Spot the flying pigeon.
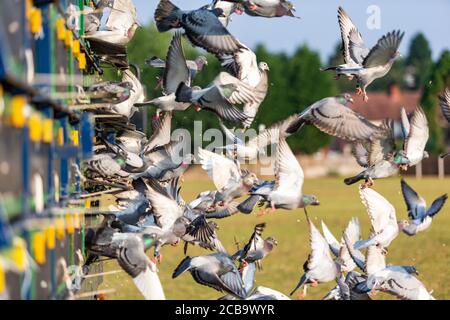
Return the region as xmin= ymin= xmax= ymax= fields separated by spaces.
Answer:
xmin=398 ymin=178 xmax=447 ymax=236
xmin=286 ymin=94 xmax=388 ymax=142
xmin=154 ymin=0 xmax=244 ymax=55
xmin=222 ymin=0 xmax=299 ymax=18
xmin=322 ymin=7 xmax=404 ymax=101
xmin=175 ymin=71 xmax=259 ymax=124
xmin=232 ymin=223 xmax=278 ymax=270
xmin=290 ymin=213 xmax=340 ymax=298
xmin=135 ymin=32 xmax=195 ymax=114
xmin=439 ymin=88 xmax=450 ymax=158
xmin=344 ymin=120 xmax=399 ymax=187
xmin=218 ymin=115 xmax=296 ymax=161
xmin=197 ymin=148 xmax=258 ymax=206
xmin=249 ymin=137 xmax=319 ymax=211
xmin=172 ymin=253 xmax=247 ymax=299
xmin=353 ymin=187 xmax=400 ymax=253
xmin=351 ymin=245 xmax=434 ymax=300
xmin=395 ymin=107 xmax=429 ymax=171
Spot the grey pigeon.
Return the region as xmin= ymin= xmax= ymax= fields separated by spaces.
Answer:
xmin=115 ymin=233 xmax=166 ymax=300
xmin=172 ymin=253 xmax=247 ymax=298
xmin=135 ymin=33 xmax=195 ymax=114
xmin=189 ymin=191 xmax=240 ymax=219
xmin=395 ymin=107 xmax=429 ymax=171
xmin=323 ymin=272 xmax=371 ymax=300
xmin=290 ymin=213 xmax=340 ymax=298
xmin=145 ymin=55 xmax=207 ymax=82
xmin=223 ymin=0 xmax=298 ymax=18
xmin=351 ymin=245 xmax=434 ymax=300
xmin=154 ymin=0 xmax=244 ymax=55
xmin=86 ymin=81 xmax=132 ymax=104
xmin=215 ymin=43 xmax=269 ymax=128
xmin=198 ymin=148 xmax=258 ymax=206
xmin=232 ymin=223 xmax=278 ymax=270
xmin=286 ymin=94 xmax=388 ymax=142
xmin=398 ymin=178 xmax=447 ymax=236
xmin=439 ymin=88 xmax=450 ymax=158
xmin=218 ymin=115 xmax=296 ymax=161
xmin=175 ymin=72 xmax=258 ymax=124
xmin=322 ymin=7 xmax=404 ymax=101
xmin=344 ymin=120 xmax=399 ymax=187
xmin=353 ymin=187 xmax=400 ymax=253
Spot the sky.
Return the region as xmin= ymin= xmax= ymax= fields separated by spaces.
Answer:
xmin=133 ymin=0 xmax=450 ymax=61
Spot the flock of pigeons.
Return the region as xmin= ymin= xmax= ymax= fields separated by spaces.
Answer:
xmin=75 ymin=0 xmax=450 ymax=300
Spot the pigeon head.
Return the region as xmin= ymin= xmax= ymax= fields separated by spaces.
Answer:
xmin=397 ymin=220 xmax=409 ymax=230
xmin=142 ymin=233 xmax=157 ymax=250
xmin=302 ymin=194 xmax=320 ymax=206
xmin=265 ymin=236 xmax=278 ymax=248
xmin=258 ymin=61 xmax=270 ymax=71
xmin=337 ymin=93 xmax=354 ymax=105
xmin=195 ymin=56 xmax=208 ymax=69
xmin=242 ymin=172 xmax=258 ymax=187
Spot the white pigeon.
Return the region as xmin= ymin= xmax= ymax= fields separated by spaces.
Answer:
xmin=353 ymin=187 xmax=400 ymax=253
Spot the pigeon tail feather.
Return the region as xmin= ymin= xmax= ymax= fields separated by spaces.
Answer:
xmin=285 ymin=116 xmax=306 ymax=134
xmin=172 ymin=256 xmax=192 ymax=278
xmin=237 ymin=195 xmax=262 ymax=214
xmin=290 ymin=274 xmax=307 ymax=296
xmin=344 ymin=172 xmax=366 ymax=185
xmin=154 ymin=0 xmax=182 ymax=32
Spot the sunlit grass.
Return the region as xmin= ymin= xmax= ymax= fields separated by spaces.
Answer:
xmin=98 ymin=175 xmax=450 ymax=300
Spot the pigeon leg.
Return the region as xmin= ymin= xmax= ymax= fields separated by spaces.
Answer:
xmin=171 ymin=239 xmax=180 ymax=247
xmin=356 ymin=87 xmax=363 ymax=96
xmin=367 ymin=177 xmax=374 ymax=187
xmin=154 ymin=76 xmax=162 ymax=90
xmin=298 ymin=285 xmax=308 ymax=299
xmin=194 ymin=104 xmax=202 ymax=112
xmin=311 ymin=279 xmax=319 ymax=288
xmin=363 ymin=92 xmax=369 ymax=102
xmin=270 ymin=202 xmax=276 ymax=214
xmin=347 ymin=75 xmax=354 ymax=81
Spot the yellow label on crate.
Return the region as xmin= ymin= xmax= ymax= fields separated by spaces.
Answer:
xmin=78 ymin=53 xmax=87 ymax=70
xmin=55 ymin=218 xmax=65 ymax=241
xmin=25 ymin=0 xmax=32 ymax=18
xmin=0 ymin=258 xmax=5 ymax=294
xmin=45 ymin=226 xmax=56 ymax=250
xmin=30 ymin=8 xmax=42 ymax=34
xmin=66 ymin=214 xmax=75 ymax=235
xmin=57 ymin=127 xmax=64 ymax=146
xmin=28 ymin=113 xmax=42 ymax=142
xmin=85 ymin=200 xmax=91 ymax=209
xmin=42 ymin=118 xmax=53 ymax=143
xmin=72 ymin=130 xmax=79 ymax=146
xmin=73 ymin=40 xmax=81 ymax=55
xmin=32 ymin=232 xmax=46 ymax=265
xmin=56 ymin=18 xmax=66 ymax=41
xmin=65 ymin=31 xmax=73 ymax=48
xmin=10 ymin=95 xmax=27 ymax=128
xmin=11 ymin=239 xmax=26 ymax=272
xmin=74 ymin=213 xmax=80 ymax=229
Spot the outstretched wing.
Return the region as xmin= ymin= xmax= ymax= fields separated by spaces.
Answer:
xmin=363 ymin=30 xmax=404 ymax=68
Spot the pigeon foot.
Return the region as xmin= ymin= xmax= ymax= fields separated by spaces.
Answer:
xmin=347 ymin=75 xmax=354 ymax=81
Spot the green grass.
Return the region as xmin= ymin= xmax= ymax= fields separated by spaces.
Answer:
xmin=98 ymin=177 xmax=450 ymax=300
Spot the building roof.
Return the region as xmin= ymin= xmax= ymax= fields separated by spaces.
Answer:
xmin=349 ymin=84 xmax=422 ymax=120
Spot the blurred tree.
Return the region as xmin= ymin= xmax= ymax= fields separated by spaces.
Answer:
xmin=421 ymin=50 xmax=450 ymax=154
xmin=406 ymin=33 xmax=433 ymax=89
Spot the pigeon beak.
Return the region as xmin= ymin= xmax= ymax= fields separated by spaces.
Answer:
xmin=273 ymin=240 xmax=278 ymax=246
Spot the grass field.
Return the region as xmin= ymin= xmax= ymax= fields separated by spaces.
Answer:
xmin=98 ymin=175 xmax=450 ymax=300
